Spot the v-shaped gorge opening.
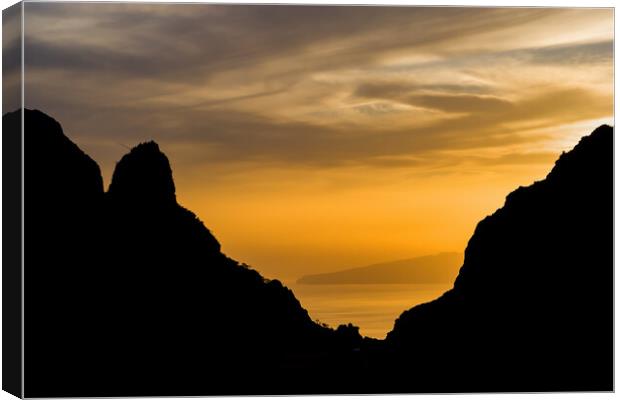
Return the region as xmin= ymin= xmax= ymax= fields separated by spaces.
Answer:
xmin=17 ymin=107 xmax=613 ymax=395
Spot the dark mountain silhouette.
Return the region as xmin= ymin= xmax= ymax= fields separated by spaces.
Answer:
xmin=385 ymin=124 xmax=613 ymax=392
xmin=297 ymin=252 xmax=462 ymax=284
xmin=20 ymin=109 xmax=105 ymax=398
xmin=12 ymin=108 xmax=612 ymax=396
xmin=14 ymin=109 xmax=366 ymax=397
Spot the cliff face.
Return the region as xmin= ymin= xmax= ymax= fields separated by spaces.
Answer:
xmin=386 ymin=125 xmax=613 ymax=392
xmin=17 ymin=109 xmax=106 ymax=399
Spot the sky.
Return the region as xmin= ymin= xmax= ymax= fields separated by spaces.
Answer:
xmin=17 ymin=4 xmax=613 ymax=283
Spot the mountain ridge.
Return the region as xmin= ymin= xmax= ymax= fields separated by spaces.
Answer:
xmin=385 ymin=123 xmax=613 ymax=392
xmin=11 ymin=107 xmax=613 ymax=395
xmin=16 ymin=108 xmax=365 ymax=397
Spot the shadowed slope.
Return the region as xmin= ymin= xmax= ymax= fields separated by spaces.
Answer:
xmin=17 ymin=109 xmax=363 ymax=397
xmin=386 ymin=125 xmax=613 ymax=392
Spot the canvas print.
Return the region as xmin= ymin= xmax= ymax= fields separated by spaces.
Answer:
xmin=1 ymin=2 xmax=614 ymax=397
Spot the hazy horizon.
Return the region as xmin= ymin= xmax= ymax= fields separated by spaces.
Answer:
xmin=14 ymin=4 xmax=613 ymax=282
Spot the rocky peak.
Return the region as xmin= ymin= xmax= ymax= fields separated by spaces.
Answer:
xmin=17 ymin=108 xmax=104 ymax=202
xmin=107 ymin=141 xmax=176 ymax=204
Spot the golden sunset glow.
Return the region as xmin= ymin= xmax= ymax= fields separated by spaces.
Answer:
xmin=20 ymin=4 xmax=613 ymax=337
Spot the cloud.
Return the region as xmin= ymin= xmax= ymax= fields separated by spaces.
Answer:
xmin=20 ymin=3 xmax=613 ymax=181
xmin=36 ymin=86 xmax=609 ymax=171
xmin=511 ymin=40 xmax=613 ymax=65
xmin=23 ymin=4 xmax=579 ymax=83
xmin=355 ymin=82 xmax=491 ymax=99
xmin=407 ymin=94 xmax=513 ymax=114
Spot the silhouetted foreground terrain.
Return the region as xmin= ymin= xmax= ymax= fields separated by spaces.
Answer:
xmin=386 ymin=123 xmax=613 ymax=392
xmin=15 ymin=109 xmax=363 ymax=397
xmin=297 ymin=252 xmax=462 ymax=284
xmin=11 ymin=109 xmax=612 ymax=396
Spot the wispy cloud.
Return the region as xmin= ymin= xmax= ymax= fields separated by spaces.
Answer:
xmin=22 ymin=4 xmax=613 ymax=182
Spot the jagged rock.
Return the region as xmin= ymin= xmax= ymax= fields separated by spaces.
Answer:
xmin=108 ymin=141 xmax=176 ymax=205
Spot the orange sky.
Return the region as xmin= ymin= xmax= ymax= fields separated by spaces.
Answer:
xmin=19 ymin=4 xmax=613 ymax=284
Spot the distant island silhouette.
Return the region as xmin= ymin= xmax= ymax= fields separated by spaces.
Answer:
xmin=11 ymin=109 xmax=612 ymax=396
xmin=297 ymin=252 xmax=462 ymax=284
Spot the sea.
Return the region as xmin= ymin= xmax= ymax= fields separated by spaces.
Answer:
xmin=288 ymin=283 xmax=451 ymax=339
